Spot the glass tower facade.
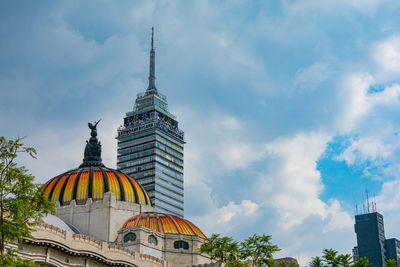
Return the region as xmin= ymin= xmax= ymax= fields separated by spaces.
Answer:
xmin=354 ymin=212 xmax=386 ymax=267
xmin=117 ymin=28 xmax=185 ymax=217
xmin=385 ymin=238 xmax=400 ymax=267
xmin=354 ymin=212 xmax=400 ymax=267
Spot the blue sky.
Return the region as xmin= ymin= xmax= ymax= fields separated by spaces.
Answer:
xmin=2 ymin=0 xmax=400 ymax=264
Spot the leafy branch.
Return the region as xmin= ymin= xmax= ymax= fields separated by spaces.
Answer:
xmin=0 ymin=136 xmax=54 ymax=266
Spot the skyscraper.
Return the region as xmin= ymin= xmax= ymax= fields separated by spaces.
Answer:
xmin=354 ymin=211 xmax=400 ymax=267
xmin=385 ymin=238 xmax=400 ymax=266
xmin=354 ymin=212 xmax=386 ymax=267
xmin=116 ymin=28 xmax=185 ymax=217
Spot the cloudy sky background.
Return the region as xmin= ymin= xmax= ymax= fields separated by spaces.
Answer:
xmin=2 ymin=0 xmax=400 ymax=264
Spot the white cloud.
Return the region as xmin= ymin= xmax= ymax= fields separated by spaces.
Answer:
xmin=129 ymin=1 xmax=156 ymax=24
xmin=336 ymin=137 xmax=392 ymax=166
xmin=20 ymin=126 xmax=85 ymax=183
xmin=337 ymin=73 xmax=373 ymax=131
xmin=294 ymin=62 xmax=332 ymax=92
xmin=374 ymin=180 xmax=400 ymax=239
xmin=373 ymin=36 xmax=400 ymax=79
xmin=333 ymin=79 xmax=400 ymax=173
xmin=376 ymin=180 xmax=400 ymax=213
xmin=349 ymin=0 xmax=382 ymax=12
xmin=336 ymin=73 xmax=400 ymax=131
xmin=372 ymin=84 xmax=400 ymax=106
xmin=323 ymin=200 xmax=354 ymax=233
xmin=177 ymin=109 xmax=266 ymax=181
xmin=259 ymin=131 xmax=332 ymax=228
xmin=181 ymin=110 xmax=355 ymax=262
xmin=271 ymin=199 xmax=354 ymax=266
xmin=191 ymin=199 xmax=261 ymax=236
xmin=283 ymin=0 xmax=384 ymax=15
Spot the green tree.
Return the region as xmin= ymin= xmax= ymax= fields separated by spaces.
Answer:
xmin=200 ymin=234 xmax=243 ymax=265
xmin=352 ymin=257 xmax=370 ymax=267
xmin=200 ymin=233 xmax=281 ymax=267
xmin=337 ymin=254 xmax=353 ymax=267
xmin=0 ymin=136 xmax=54 ymax=266
xmin=309 ymin=249 xmax=370 ymax=267
xmin=310 ymin=257 xmax=324 ymax=267
xmin=385 ymin=259 xmax=397 ymax=267
xmin=241 ymin=234 xmax=280 ymax=267
xmin=226 ymin=259 xmax=249 ymax=267
xmin=322 ymin=249 xmax=340 ymax=267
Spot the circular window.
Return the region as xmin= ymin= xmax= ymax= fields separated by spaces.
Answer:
xmin=148 ymin=234 xmax=158 ymax=245
xmin=123 ymin=233 xmax=136 ymax=243
xmin=174 ymin=240 xmax=189 ymax=250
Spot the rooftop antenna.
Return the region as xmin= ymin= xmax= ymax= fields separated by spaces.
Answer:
xmin=366 ymin=189 xmax=370 ymax=213
xmin=362 ymin=193 xmax=366 ymax=214
xmin=147 ymin=27 xmax=157 ymax=92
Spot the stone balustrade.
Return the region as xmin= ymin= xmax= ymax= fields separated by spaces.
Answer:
xmin=21 ymin=222 xmax=165 ymax=266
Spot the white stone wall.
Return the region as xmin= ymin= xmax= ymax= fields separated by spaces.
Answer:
xmin=56 ymin=191 xmax=155 ymax=242
xmin=163 ymin=234 xmax=211 ymax=266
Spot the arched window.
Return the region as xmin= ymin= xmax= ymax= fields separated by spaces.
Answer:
xmin=148 ymin=234 xmax=158 ymax=245
xmin=174 ymin=240 xmax=189 ymax=250
xmin=123 ymin=233 xmax=136 ymax=243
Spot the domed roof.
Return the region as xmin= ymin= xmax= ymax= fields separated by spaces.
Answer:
xmin=121 ymin=212 xmax=207 ymax=239
xmin=42 ymin=120 xmax=151 ymax=206
xmin=42 ymin=166 xmax=151 ymax=206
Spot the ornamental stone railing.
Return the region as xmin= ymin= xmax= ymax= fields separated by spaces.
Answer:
xmin=37 ymin=222 xmax=67 ymax=238
xmin=72 ymin=233 xmax=103 ymax=249
xmin=185 ymin=263 xmax=220 ymax=267
xmin=107 ymin=243 xmax=136 ymax=257
xmin=26 ymin=222 xmax=165 ymax=266
xmin=140 ymin=253 xmax=164 ymax=264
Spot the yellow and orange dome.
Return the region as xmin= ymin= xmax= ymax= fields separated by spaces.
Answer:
xmin=121 ymin=212 xmax=207 ymax=239
xmin=42 ymin=121 xmax=151 ymax=206
xmin=42 ymin=166 xmax=151 ymax=206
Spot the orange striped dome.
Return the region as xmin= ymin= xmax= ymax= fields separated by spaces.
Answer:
xmin=42 ymin=166 xmax=151 ymax=206
xmin=121 ymin=212 xmax=207 ymax=239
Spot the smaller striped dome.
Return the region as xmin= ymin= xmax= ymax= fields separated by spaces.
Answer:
xmin=121 ymin=212 xmax=207 ymax=239
xmin=42 ymin=166 xmax=151 ymax=206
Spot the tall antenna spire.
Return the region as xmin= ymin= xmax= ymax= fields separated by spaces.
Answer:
xmin=151 ymin=26 xmax=154 ymax=50
xmin=147 ymin=27 xmax=157 ymax=92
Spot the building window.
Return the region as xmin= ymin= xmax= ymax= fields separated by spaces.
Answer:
xmin=124 ymin=233 xmax=136 ymax=243
xmin=148 ymin=235 xmax=158 ymax=245
xmin=174 ymin=240 xmax=189 ymax=250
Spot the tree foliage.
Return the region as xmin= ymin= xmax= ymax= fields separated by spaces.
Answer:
xmin=352 ymin=257 xmax=370 ymax=267
xmin=200 ymin=233 xmax=280 ymax=267
xmin=241 ymin=234 xmax=280 ymax=267
xmin=200 ymin=234 xmax=242 ymax=264
xmin=0 ymin=136 xmax=54 ymax=265
xmin=385 ymin=259 xmax=397 ymax=267
xmin=310 ymin=256 xmax=324 ymax=267
xmin=309 ymin=249 xmax=370 ymax=267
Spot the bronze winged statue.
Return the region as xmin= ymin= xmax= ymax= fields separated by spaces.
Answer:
xmin=88 ymin=119 xmax=101 ymax=137
xmin=81 ymin=119 xmax=104 ymax=167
